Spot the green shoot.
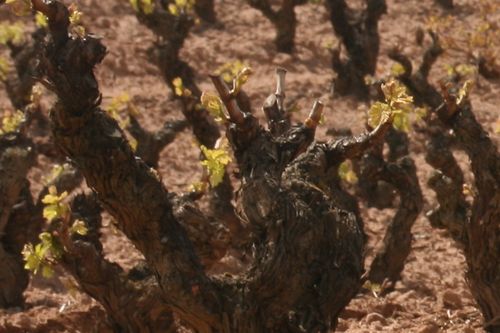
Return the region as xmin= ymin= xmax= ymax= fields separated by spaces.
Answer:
xmin=104 ymin=93 xmax=140 ymax=151
xmin=130 ymin=0 xmax=154 ymax=14
xmin=444 ymin=63 xmax=477 ymax=78
xmin=338 ymin=161 xmax=358 ymax=184
xmin=42 ymin=186 xmax=70 ymax=222
xmin=35 ymin=11 xmax=48 ymax=28
xmin=68 ymin=4 xmax=86 ymax=37
xmin=42 ymin=163 xmax=68 ymax=186
xmin=362 ymin=280 xmax=382 ymax=298
xmin=200 ymin=92 xmax=226 ymax=122
xmin=390 ymin=63 xmax=406 ymax=77
xmin=105 ymin=93 xmax=135 ymax=127
xmin=200 ymin=142 xmax=232 ymax=187
xmin=0 ymin=22 xmax=25 ymax=45
xmin=22 ymin=232 xmax=62 ymax=278
xmin=216 ymin=60 xmax=249 ymax=84
xmin=230 ymin=67 xmax=253 ymax=96
xmin=168 ymin=0 xmax=195 ymax=16
xmin=0 ymin=110 xmax=25 ymax=135
xmin=368 ymin=80 xmax=413 ymax=132
xmin=70 ymin=219 xmax=88 ymax=236
xmin=172 ymin=77 xmax=192 ymax=97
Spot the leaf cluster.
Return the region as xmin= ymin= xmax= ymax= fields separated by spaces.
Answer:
xmin=22 ymin=232 xmax=62 ymax=278
xmin=338 ymin=160 xmax=358 ymax=184
xmin=0 ymin=110 xmax=25 ymax=135
xmin=368 ymin=80 xmax=413 ymax=132
xmin=42 ymin=185 xmax=70 ymax=222
xmin=172 ymin=77 xmax=192 ymax=97
xmin=0 ymin=22 xmax=24 ymax=45
xmin=104 ymin=93 xmax=140 ymax=150
xmin=168 ymin=0 xmax=195 ymax=16
xmin=200 ymin=143 xmax=232 ymax=187
xmin=215 ymin=60 xmax=249 ymax=84
xmin=130 ymin=0 xmax=154 ymax=14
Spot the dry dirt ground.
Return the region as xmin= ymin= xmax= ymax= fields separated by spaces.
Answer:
xmin=0 ymin=0 xmax=499 ymax=332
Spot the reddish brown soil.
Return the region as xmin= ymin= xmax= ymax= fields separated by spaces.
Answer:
xmin=0 ymin=0 xmax=499 ymax=332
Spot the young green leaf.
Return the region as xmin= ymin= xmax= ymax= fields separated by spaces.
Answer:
xmin=0 ymin=110 xmax=25 ymax=135
xmin=35 ymin=11 xmax=48 ymax=28
xmin=42 ymin=186 xmax=70 ymax=222
xmin=0 ymin=22 xmax=24 ymax=45
xmin=230 ymin=67 xmax=253 ymax=95
xmin=130 ymin=0 xmax=154 ymax=14
xmin=172 ymin=77 xmax=192 ymax=97
xmin=338 ymin=161 xmax=358 ymax=184
xmin=70 ymin=219 xmax=89 ymax=236
xmin=368 ymin=80 xmax=413 ymax=132
xmin=200 ymin=92 xmax=226 ymax=122
xmin=216 ymin=60 xmax=248 ymax=84
xmin=200 ymin=144 xmax=232 ymax=187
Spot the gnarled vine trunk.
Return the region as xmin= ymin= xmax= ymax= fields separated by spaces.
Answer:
xmin=29 ymin=0 xmax=399 ymax=330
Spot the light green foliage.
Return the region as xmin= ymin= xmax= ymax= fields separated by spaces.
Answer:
xmin=70 ymin=219 xmax=88 ymax=236
xmin=35 ymin=11 xmax=48 ymax=28
xmin=42 ymin=186 xmax=70 ymax=222
xmin=338 ymin=161 xmax=358 ymax=184
xmin=172 ymin=77 xmax=192 ymax=97
xmin=0 ymin=110 xmax=25 ymax=135
xmin=390 ymin=63 xmax=406 ymax=77
xmin=130 ymin=0 xmax=154 ymax=14
xmin=168 ymin=0 xmax=195 ymax=16
xmin=229 ymin=67 xmax=252 ymax=96
xmin=426 ymin=1 xmax=500 ymax=75
xmin=444 ymin=63 xmax=477 ymax=78
xmin=42 ymin=163 xmax=68 ymax=186
xmin=362 ymin=280 xmax=382 ymax=298
xmin=368 ymin=80 xmax=413 ymax=132
xmin=214 ymin=61 xmax=252 ymax=96
xmin=22 ymin=232 xmax=62 ymax=278
xmin=200 ymin=143 xmax=232 ymax=187
xmin=68 ymin=4 xmax=86 ymax=37
xmin=0 ymin=22 xmax=25 ymax=45
xmin=104 ymin=93 xmax=140 ymax=150
xmin=200 ymin=92 xmax=226 ymax=122
xmin=494 ymin=118 xmax=500 ymax=134
xmin=216 ymin=60 xmax=249 ymax=84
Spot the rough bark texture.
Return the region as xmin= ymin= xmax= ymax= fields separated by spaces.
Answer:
xmin=2 ymin=29 xmax=44 ymax=110
xmin=132 ymin=0 xmax=244 ymax=245
xmin=0 ymin=133 xmax=35 ymax=307
xmin=367 ymin=156 xmax=423 ymax=285
xmin=437 ymin=102 xmax=500 ymax=333
xmin=325 ymin=0 xmax=387 ymax=98
xmin=58 ymin=193 xmax=176 ymax=332
xmin=344 ymin=124 xmax=422 ymax=286
xmin=30 ymin=1 xmax=394 ymax=330
xmin=390 ymin=33 xmax=500 ymax=332
xmin=247 ymin=0 xmax=307 ymax=54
